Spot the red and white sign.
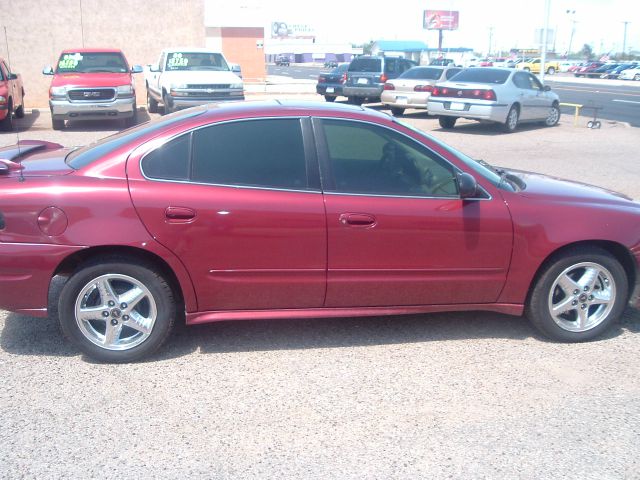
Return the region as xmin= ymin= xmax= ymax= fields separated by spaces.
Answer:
xmin=423 ymin=10 xmax=459 ymax=30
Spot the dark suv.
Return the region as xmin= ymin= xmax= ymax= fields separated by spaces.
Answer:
xmin=343 ymin=56 xmax=416 ymax=104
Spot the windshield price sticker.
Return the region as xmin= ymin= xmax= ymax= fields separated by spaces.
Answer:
xmin=168 ymin=53 xmax=189 ymax=68
xmin=59 ymin=53 xmax=83 ymax=69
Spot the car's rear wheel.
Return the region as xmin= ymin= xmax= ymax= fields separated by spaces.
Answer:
xmin=15 ymin=94 xmax=25 ymax=118
xmin=58 ymin=259 xmax=176 ymax=363
xmin=324 ymin=95 xmax=336 ymax=102
xmin=391 ymin=107 xmax=405 ymax=117
xmin=438 ymin=116 xmax=456 ymax=129
xmin=545 ymin=103 xmax=560 ymax=127
xmin=502 ymin=105 xmax=519 ymax=133
xmin=547 ymin=67 xmax=556 ymax=75
xmin=0 ymin=99 xmax=13 ymax=131
xmin=147 ymin=90 xmax=158 ymax=113
xmin=523 ymin=67 xmax=530 ymax=72
xmin=526 ymin=246 xmax=627 ymax=342
xmin=634 ymin=74 xmax=640 ymax=81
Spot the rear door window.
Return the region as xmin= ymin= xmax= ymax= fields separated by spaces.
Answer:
xmin=348 ymin=58 xmax=382 ymax=73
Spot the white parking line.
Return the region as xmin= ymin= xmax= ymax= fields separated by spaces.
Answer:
xmin=613 ymin=99 xmax=640 ymax=104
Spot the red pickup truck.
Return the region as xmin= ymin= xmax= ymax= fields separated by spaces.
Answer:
xmin=0 ymin=58 xmax=25 ymax=131
xmin=43 ymin=48 xmax=142 ymax=130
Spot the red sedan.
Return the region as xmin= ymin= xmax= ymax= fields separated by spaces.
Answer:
xmin=1 ymin=102 xmax=638 ymax=362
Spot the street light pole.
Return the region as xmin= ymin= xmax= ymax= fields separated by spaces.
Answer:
xmin=566 ymin=9 xmax=576 ymax=57
xmin=540 ymin=0 xmax=551 ymax=84
xmin=622 ymin=21 xmax=630 ymax=57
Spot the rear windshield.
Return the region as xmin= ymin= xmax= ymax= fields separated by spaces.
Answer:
xmin=66 ymin=108 xmax=206 ymax=169
xmin=348 ymin=58 xmax=382 ymax=73
xmin=165 ymin=52 xmax=229 ymax=71
xmin=448 ymin=69 xmax=510 ymax=84
xmin=56 ymin=52 xmax=128 ymax=74
xmin=399 ymin=67 xmax=443 ymax=80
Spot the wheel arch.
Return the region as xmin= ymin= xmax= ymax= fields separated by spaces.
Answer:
xmin=51 ymin=245 xmax=187 ymax=313
xmin=525 ymin=240 xmax=637 ymax=305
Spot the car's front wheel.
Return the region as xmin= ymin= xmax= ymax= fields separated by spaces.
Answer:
xmin=545 ymin=103 xmax=561 ymax=127
xmin=147 ymin=90 xmax=158 ymax=113
xmin=526 ymin=246 xmax=628 ymax=342
xmin=58 ymin=259 xmax=176 ymax=363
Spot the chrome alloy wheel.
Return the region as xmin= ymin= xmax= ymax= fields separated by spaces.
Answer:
xmin=545 ymin=105 xmax=560 ymax=126
xmin=74 ymin=274 xmax=158 ymax=351
xmin=506 ymin=108 xmax=518 ymax=130
xmin=547 ymin=262 xmax=616 ymax=332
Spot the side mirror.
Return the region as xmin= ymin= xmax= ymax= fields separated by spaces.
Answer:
xmin=42 ymin=65 xmax=54 ymax=75
xmin=149 ymin=65 xmax=160 ymax=73
xmin=131 ymin=65 xmax=143 ymax=74
xmin=8 ymin=73 xmax=18 ymax=80
xmin=230 ymin=63 xmax=241 ymax=73
xmin=543 ymin=85 xmax=551 ymax=91
xmin=457 ymin=172 xmax=478 ymax=199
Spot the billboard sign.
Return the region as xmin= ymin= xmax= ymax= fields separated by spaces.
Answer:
xmin=271 ymin=22 xmax=315 ymax=39
xmin=423 ymin=10 xmax=459 ymax=30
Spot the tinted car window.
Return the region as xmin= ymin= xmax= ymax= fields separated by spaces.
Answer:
xmin=399 ymin=67 xmax=443 ymax=80
xmin=333 ymin=64 xmax=349 ymax=73
xmin=445 ymin=68 xmax=462 ymax=79
xmin=56 ymin=52 xmax=128 ymax=74
xmin=348 ymin=57 xmax=382 ymax=72
xmin=513 ymin=72 xmax=531 ymax=89
xmin=449 ymin=69 xmax=510 ymax=84
xmin=141 ymin=133 xmax=190 ymax=180
xmin=191 ymin=119 xmax=308 ymax=190
xmin=320 ymin=119 xmax=457 ymax=197
xmin=384 ymin=58 xmax=398 ymax=74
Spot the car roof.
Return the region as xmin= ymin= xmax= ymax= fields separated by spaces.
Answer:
xmin=198 ymin=100 xmax=392 ymax=123
xmin=60 ymin=48 xmax=124 ymax=54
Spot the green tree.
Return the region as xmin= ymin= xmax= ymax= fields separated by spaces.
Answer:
xmin=580 ymin=44 xmax=594 ymax=60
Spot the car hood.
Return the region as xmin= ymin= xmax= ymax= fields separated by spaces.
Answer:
xmin=160 ymin=70 xmax=242 ymax=84
xmin=51 ymin=72 xmax=132 ymax=88
xmin=508 ymin=169 xmax=635 ymax=206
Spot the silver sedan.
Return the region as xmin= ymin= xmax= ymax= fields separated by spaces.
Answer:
xmin=427 ymin=68 xmax=560 ymax=132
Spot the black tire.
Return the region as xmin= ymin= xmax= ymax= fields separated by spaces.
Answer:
xmin=438 ymin=116 xmax=456 ymax=129
xmin=124 ymin=103 xmax=137 ymax=128
xmin=526 ymin=246 xmax=628 ymax=342
xmin=0 ymin=99 xmax=13 ymax=131
xmin=544 ymin=103 xmax=560 ymax=127
xmin=147 ymin=89 xmax=158 ymax=113
xmin=162 ymin=92 xmax=173 ymax=115
xmin=58 ymin=258 xmax=176 ymax=363
xmin=391 ymin=107 xmax=405 ymax=117
xmin=547 ymin=67 xmax=556 ymax=75
xmin=15 ymin=96 xmax=25 ymax=118
xmin=324 ymin=95 xmax=336 ymax=102
xmin=502 ymin=105 xmax=519 ymax=133
xmin=348 ymin=96 xmax=364 ymax=105
xmin=523 ymin=67 xmax=530 ymax=72
xmin=52 ymin=117 xmax=64 ymax=130
xmin=634 ymin=74 xmax=640 ymax=81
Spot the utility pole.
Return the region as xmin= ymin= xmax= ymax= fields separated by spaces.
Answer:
xmin=488 ymin=27 xmax=493 ymax=57
xmin=540 ymin=0 xmax=551 ymax=84
xmin=622 ymin=21 xmax=631 ymax=57
xmin=566 ymin=9 xmax=576 ymax=57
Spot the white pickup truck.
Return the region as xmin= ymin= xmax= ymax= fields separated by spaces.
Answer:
xmin=145 ymin=48 xmax=244 ymax=114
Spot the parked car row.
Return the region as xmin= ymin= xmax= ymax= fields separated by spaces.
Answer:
xmin=570 ymin=61 xmax=640 ymax=79
xmin=0 ymin=57 xmax=25 ymax=131
xmin=317 ymin=60 xmax=561 ymax=133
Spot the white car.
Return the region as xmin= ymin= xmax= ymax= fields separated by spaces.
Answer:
xmin=145 ymin=48 xmax=244 ymax=114
xmin=619 ymin=66 xmax=640 ymax=81
xmin=427 ymin=67 xmax=560 ymax=132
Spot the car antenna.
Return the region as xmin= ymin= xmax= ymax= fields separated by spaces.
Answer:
xmin=3 ymin=26 xmax=24 ymax=182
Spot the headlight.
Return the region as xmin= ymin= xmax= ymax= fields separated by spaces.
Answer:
xmin=49 ymin=86 xmax=67 ymax=98
xmin=230 ymin=83 xmax=243 ymax=89
xmin=170 ymin=83 xmax=187 ymax=90
xmin=116 ymin=85 xmax=134 ymax=97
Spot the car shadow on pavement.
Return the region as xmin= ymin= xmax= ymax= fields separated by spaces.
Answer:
xmin=63 ymin=107 xmax=150 ymax=132
xmin=11 ymin=109 xmax=41 ymax=132
xmin=3 ymin=308 xmax=639 ymax=362
xmin=436 ymin=121 xmax=557 ymax=136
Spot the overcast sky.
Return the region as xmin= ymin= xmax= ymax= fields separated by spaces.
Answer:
xmin=222 ymin=0 xmax=639 ymax=54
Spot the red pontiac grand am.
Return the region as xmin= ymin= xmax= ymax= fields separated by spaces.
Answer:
xmin=1 ymin=101 xmax=639 ymax=362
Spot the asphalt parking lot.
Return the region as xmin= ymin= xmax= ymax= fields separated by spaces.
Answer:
xmin=1 ymin=96 xmax=640 ymax=478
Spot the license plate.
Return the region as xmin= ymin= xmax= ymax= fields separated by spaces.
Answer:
xmin=326 ymin=87 xmax=335 ymax=93
xmin=357 ymin=78 xmax=369 ymax=85
xmin=449 ymin=102 xmax=466 ymax=111
xmin=396 ymin=96 xmax=408 ymax=104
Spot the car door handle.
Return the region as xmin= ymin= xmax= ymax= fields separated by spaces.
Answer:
xmin=339 ymin=213 xmax=376 ymax=227
xmin=165 ymin=206 xmax=196 ymax=221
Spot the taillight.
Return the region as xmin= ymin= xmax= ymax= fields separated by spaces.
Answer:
xmin=341 ymin=73 xmax=347 ymax=83
xmin=318 ymin=75 xmax=326 ymax=83
xmin=483 ymin=89 xmax=496 ymax=101
xmin=383 ymin=83 xmax=395 ymax=90
xmin=429 ymin=87 xmax=496 ymax=100
xmin=414 ymin=85 xmax=433 ymax=92
xmin=380 ymin=74 xmax=388 ymax=83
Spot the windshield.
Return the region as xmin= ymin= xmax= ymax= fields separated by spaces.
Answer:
xmin=66 ymin=107 xmax=206 ymax=169
xmin=348 ymin=58 xmax=381 ymax=73
xmin=393 ymin=118 xmax=513 ymax=190
xmin=165 ymin=52 xmax=229 ymax=71
xmin=449 ymin=68 xmax=510 ymax=84
xmin=56 ymin=52 xmax=128 ymax=73
xmin=399 ymin=67 xmax=443 ymax=80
